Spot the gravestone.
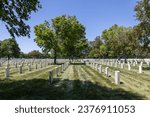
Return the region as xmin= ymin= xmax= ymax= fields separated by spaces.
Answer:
xmin=121 ymin=63 xmax=124 ymax=69
xmin=40 ymin=62 xmax=42 ymax=68
xmin=49 ymin=70 xmax=53 ymax=84
xmin=5 ymin=66 xmax=9 ymax=78
xmin=115 ymin=71 xmax=120 ymax=84
xmin=28 ymin=64 xmax=31 ymax=71
xmin=139 ymin=65 xmax=143 ymax=73
xmin=140 ymin=62 xmax=143 ymax=66
xmin=19 ymin=65 xmax=22 ymax=74
xmin=133 ymin=62 xmax=136 ymax=67
xmin=128 ymin=63 xmax=131 ymax=70
xmin=99 ymin=65 xmax=102 ymax=73
xmin=105 ymin=67 xmax=109 ymax=77
xmin=15 ymin=63 xmax=17 ymax=68
xmin=35 ymin=64 xmax=38 ymax=69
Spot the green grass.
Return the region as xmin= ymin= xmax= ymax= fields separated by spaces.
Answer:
xmin=0 ymin=63 xmax=149 ymax=100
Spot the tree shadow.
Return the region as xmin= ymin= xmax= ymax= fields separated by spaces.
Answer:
xmin=0 ymin=78 xmax=144 ymax=100
xmin=143 ymin=67 xmax=150 ymax=70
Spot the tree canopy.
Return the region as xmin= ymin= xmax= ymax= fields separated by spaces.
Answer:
xmin=34 ymin=15 xmax=87 ymax=63
xmin=0 ymin=38 xmax=20 ymax=59
xmin=134 ymin=0 xmax=150 ymax=55
xmin=0 ymin=0 xmax=41 ymax=37
xmin=52 ymin=15 xmax=86 ymax=59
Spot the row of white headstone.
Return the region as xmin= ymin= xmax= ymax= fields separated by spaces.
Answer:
xmin=4 ymin=62 xmax=50 ymax=79
xmin=97 ymin=60 xmax=143 ymax=74
xmin=86 ymin=62 xmax=120 ymax=85
xmin=49 ymin=62 xmax=70 ymax=84
xmin=0 ymin=58 xmax=70 ymax=66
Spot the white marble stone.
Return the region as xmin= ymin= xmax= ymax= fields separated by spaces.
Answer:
xmin=115 ymin=71 xmax=120 ymax=84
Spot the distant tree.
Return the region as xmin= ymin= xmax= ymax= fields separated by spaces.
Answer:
xmin=99 ymin=44 xmax=108 ymax=58
xmin=89 ymin=36 xmax=103 ymax=58
xmin=19 ymin=52 xmax=28 ymax=58
xmin=1 ymin=38 xmax=20 ymax=59
xmin=28 ymin=50 xmax=42 ymax=58
xmin=0 ymin=0 xmax=41 ymax=37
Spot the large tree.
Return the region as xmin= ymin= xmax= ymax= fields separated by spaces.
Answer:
xmin=134 ymin=0 xmax=150 ymax=56
xmin=34 ymin=21 xmax=60 ymax=64
xmin=101 ymin=24 xmax=139 ymax=58
xmin=1 ymin=38 xmax=20 ymax=59
xmin=0 ymin=0 xmax=41 ymax=37
xmin=52 ymin=15 xmax=86 ymax=59
xmin=34 ymin=15 xmax=87 ymax=63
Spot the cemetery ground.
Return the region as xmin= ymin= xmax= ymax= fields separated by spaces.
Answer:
xmin=0 ymin=61 xmax=150 ymax=100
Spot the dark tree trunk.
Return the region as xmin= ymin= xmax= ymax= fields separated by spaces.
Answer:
xmin=54 ymin=51 xmax=57 ymax=64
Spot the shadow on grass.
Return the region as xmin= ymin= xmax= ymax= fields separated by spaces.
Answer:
xmin=0 ymin=78 xmax=144 ymax=100
xmin=143 ymin=67 xmax=150 ymax=70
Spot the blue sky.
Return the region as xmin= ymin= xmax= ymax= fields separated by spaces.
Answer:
xmin=0 ymin=0 xmax=139 ymax=53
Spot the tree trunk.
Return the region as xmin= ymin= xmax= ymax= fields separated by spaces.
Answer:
xmin=54 ymin=51 xmax=57 ymax=64
xmin=7 ymin=55 xmax=10 ymax=65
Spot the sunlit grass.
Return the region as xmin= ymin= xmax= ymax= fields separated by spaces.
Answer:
xmin=0 ymin=62 xmax=149 ymax=100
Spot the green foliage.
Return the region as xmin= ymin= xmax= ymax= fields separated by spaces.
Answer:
xmin=101 ymin=25 xmax=139 ymax=58
xmin=135 ymin=0 xmax=150 ymax=23
xmin=134 ymin=0 xmax=150 ymax=55
xmin=75 ymin=38 xmax=89 ymax=58
xmin=0 ymin=38 xmax=20 ymax=59
xmin=52 ymin=15 xmax=86 ymax=59
xmin=34 ymin=21 xmax=60 ymax=63
xmin=89 ymin=36 xmax=103 ymax=58
xmin=99 ymin=44 xmax=108 ymax=57
xmin=0 ymin=0 xmax=41 ymax=37
xmin=34 ymin=15 xmax=87 ymax=62
xmin=28 ymin=50 xmax=43 ymax=58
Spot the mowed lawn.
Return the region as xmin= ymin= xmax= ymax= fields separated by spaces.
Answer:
xmin=0 ymin=63 xmax=150 ymax=100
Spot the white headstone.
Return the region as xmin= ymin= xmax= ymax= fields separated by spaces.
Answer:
xmin=115 ymin=71 xmax=120 ymax=84
xmin=28 ymin=64 xmax=31 ymax=71
xmin=99 ymin=65 xmax=102 ymax=73
xmin=133 ymin=62 xmax=136 ymax=66
xmin=139 ymin=65 xmax=143 ymax=73
xmin=121 ymin=63 xmax=124 ymax=69
xmin=128 ymin=64 xmax=131 ymax=70
xmin=105 ymin=67 xmax=109 ymax=77
xmin=15 ymin=63 xmax=17 ymax=68
xmin=5 ymin=67 xmax=9 ymax=78
xmin=140 ymin=62 xmax=143 ymax=66
xmin=19 ymin=65 xmax=22 ymax=74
